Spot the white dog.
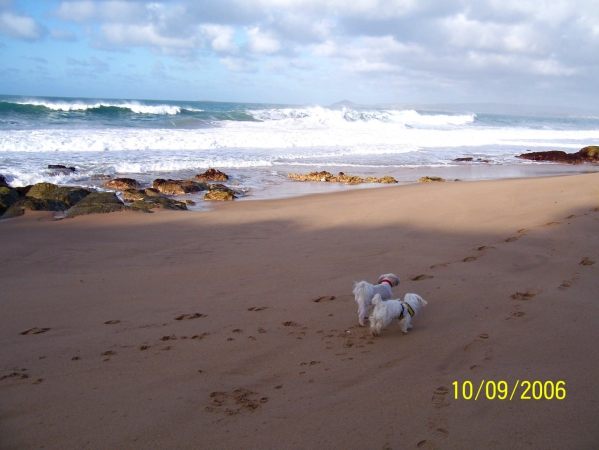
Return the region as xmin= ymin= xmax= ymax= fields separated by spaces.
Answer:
xmin=370 ymin=293 xmax=428 ymax=336
xmin=352 ymin=274 xmax=400 ymax=326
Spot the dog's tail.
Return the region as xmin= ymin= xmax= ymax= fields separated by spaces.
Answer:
xmin=404 ymin=293 xmax=427 ymax=307
xmin=371 ymin=293 xmax=384 ymax=307
xmin=353 ymin=281 xmax=374 ymax=303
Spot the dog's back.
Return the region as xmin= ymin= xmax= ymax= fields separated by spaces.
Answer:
xmin=353 ymin=281 xmax=374 ymax=303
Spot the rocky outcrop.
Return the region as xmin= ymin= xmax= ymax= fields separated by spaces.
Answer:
xmin=0 ymin=186 xmax=20 ymax=215
xmin=517 ymin=146 xmax=599 ymax=164
xmin=0 ymin=174 xmax=10 ymax=188
xmin=288 ymin=171 xmax=397 ymax=184
xmin=122 ymin=188 xmax=167 ymax=202
xmin=64 ymin=192 xmax=128 ymax=218
xmin=195 ymin=168 xmax=229 ymax=182
xmin=204 ymin=190 xmax=235 ymax=201
xmin=102 ymin=178 xmax=141 ymax=190
xmin=418 ymin=176 xmax=445 ymax=182
xmin=26 ymin=182 xmax=59 ymax=199
xmin=129 ymin=197 xmax=188 ymax=211
xmin=44 ymin=187 xmax=92 ymax=207
xmin=47 ymin=164 xmax=76 ymax=171
xmin=152 ymin=179 xmax=208 ymax=195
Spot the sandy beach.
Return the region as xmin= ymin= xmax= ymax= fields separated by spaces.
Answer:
xmin=1 ymin=173 xmax=598 ymax=449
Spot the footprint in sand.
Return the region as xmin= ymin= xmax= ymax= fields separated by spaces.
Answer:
xmin=411 ymin=274 xmax=434 ymax=281
xmin=470 ymin=364 xmax=485 ymax=373
xmin=104 ymin=320 xmax=120 ymax=325
xmin=432 ymin=386 xmax=450 ymax=409
xmin=559 ymin=273 xmax=580 ymax=290
xmin=416 ymin=440 xmax=437 ymax=449
xmin=20 ymin=327 xmax=50 ymax=335
xmin=463 ymin=339 xmax=484 ymax=352
xmin=544 ymin=222 xmax=561 ymax=227
xmin=206 ymin=388 xmax=268 ymax=415
xmin=462 ymin=256 xmax=477 ymax=262
xmin=510 ymin=292 xmax=535 ymax=301
xmin=283 ymin=321 xmax=299 ymax=327
xmin=505 ymin=236 xmax=520 ymax=242
xmin=313 ymin=296 xmax=336 ymax=302
xmin=248 ymin=306 xmax=268 ymax=311
xmin=508 ymin=311 xmax=526 ymax=319
xmin=580 ymin=257 xmax=596 ymax=266
xmin=174 ymin=313 xmax=206 ymax=320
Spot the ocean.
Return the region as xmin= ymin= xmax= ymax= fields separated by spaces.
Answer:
xmin=1 ymin=94 xmax=598 ymax=205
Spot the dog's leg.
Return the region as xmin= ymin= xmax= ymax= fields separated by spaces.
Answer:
xmin=399 ymin=318 xmax=410 ymax=334
xmin=358 ymin=305 xmax=369 ymax=327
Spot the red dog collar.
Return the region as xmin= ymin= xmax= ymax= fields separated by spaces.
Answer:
xmin=380 ymin=278 xmax=393 ymax=286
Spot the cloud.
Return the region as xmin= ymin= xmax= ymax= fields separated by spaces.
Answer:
xmin=246 ymin=27 xmax=281 ymax=54
xmin=0 ymin=11 xmax=47 ymax=41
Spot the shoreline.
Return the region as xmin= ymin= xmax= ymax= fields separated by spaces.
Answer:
xmin=1 ymin=173 xmax=598 ymax=449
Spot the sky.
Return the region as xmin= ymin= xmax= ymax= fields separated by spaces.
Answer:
xmin=0 ymin=0 xmax=598 ymax=108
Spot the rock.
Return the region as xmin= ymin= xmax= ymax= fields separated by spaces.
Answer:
xmin=288 ymin=171 xmax=397 ymax=184
xmin=1 ymin=204 xmax=25 ymax=219
xmin=13 ymin=197 xmax=69 ymax=212
xmin=129 ymin=197 xmax=188 ymax=211
xmin=65 ymin=203 xmax=128 ymax=218
xmin=102 ymin=178 xmax=141 ymax=190
xmin=0 ymin=187 xmax=21 ymax=215
xmin=14 ymin=185 xmax=32 ymax=196
xmin=64 ymin=192 xmax=127 ymax=218
xmin=144 ymin=188 xmax=163 ymax=197
xmin=418 ymin=176 xmax=445 ymax=182
xmin=76 ymin=192 xmax=123 ymax=206
xmin=516 ymin=146 xmax=599 ymax=164
xmin=181 ymin=199 xmax=196 ymax=206
xmin=152 ymin=179 xmax=207 ymax=195
xmin=45 ymin=187 xmax=92 ymax=207
xmin=26 ymin=182 xmax=59 ymax=199
xmin=121 ymin=189 xmax=148 ymax=202
xmin=204 ymin=190 xmax=235 ymax=201
xmin=195 ymin=168 xmax=229 ymax=182
xmin=0 ymin=174 xmax=10 ymax=188
xmin=47 ymin=164 xmax=76 ymax=171
xmin=90 ymin=174 xmax=112 ymax=180
xmin=454 ymin=157 xmax=473 ymax=162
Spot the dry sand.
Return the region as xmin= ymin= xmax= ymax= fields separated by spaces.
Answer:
xmin=1 ymin=173 xmax=598 ymax=449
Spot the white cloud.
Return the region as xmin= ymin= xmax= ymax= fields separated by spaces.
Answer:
xmin=0 ymin=11 xmax=46 ymax=41
xmin=100 ymin=23 xmax=197 ymax=49
xmin=55 ymin=1 xmax=147 ymax=23
xmin=200 ymin=24 xmax=237 ymax=53
xmin=246 ymin=26 xmax=281 ymax=54
xmin=220 ymin=56 xmax=257 ymax=73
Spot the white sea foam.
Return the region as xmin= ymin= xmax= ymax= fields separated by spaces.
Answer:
xmin=15 ymin=99 xmax=185 ymax=115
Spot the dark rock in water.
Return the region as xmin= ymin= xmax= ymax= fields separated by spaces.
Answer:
xmin=45 ymin=187 xmax=92 ymax=207
xmin=0 ymin=187 xmax=21 ymax=215
xmin=0 ymin=174 xmax=10 ymax=188
xmin=517 ymin=146 xmax=599 ymax=164
xmin=47 ymin=164 xmax=76 ymax=171
xmin=102 ymin=178 xmax=141 ymax=190
xmin=129 ymin=196 xmax=188 ymax=211
xmin=204 ymin=190 xmax=235 ymax=201
xmin=144 ymin=188 xmax=163 ymax=197
xmin=454 ymin=157 xmax=473 ymax=162
xmin=91 ymin=174 xmax=112 ymax=180
xmin=195 ymin=168 xmax=229 ymax=182
xmin=153 ymin=179 xmax=207 ymax=195
xmin=26 ymin=183 xmax=59 ymax=199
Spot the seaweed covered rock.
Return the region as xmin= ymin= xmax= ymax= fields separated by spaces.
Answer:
xmin=1 ymin=203 xmax=25 ymax=219
xmin=65 ymin=192 xmax=127 ymax=218
xmin=102 ymin=178 xmax=141 ymax=190
xmin=0 ymin=186 xmax=21 ymax=215
xmin=45 ymin=187 xmax=92 ymax=207
xmin=288 ymin=171 xmax=397 ymax=184
xmin=129 ymin=196 xmax=188 ymax=211
xmin=204 ymin=190 xmax=235 ymax=201
xmin=195 ymin=168 xmax=229 ymax=182
xmin=517 ymin=146 xmax=599 ymax=164
xmin=418 ymin=176 xmax=445 ymax=182
xmin=12 ymin=197 xmax=69 ymax=212
xmin=152 ymin=179 xmax=207 ymax=195
xmin=26 ymin=182 xmax=59 ymax=199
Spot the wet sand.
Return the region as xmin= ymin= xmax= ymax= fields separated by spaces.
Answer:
xmin=1 ymin=173 xmax=598 ymax=449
